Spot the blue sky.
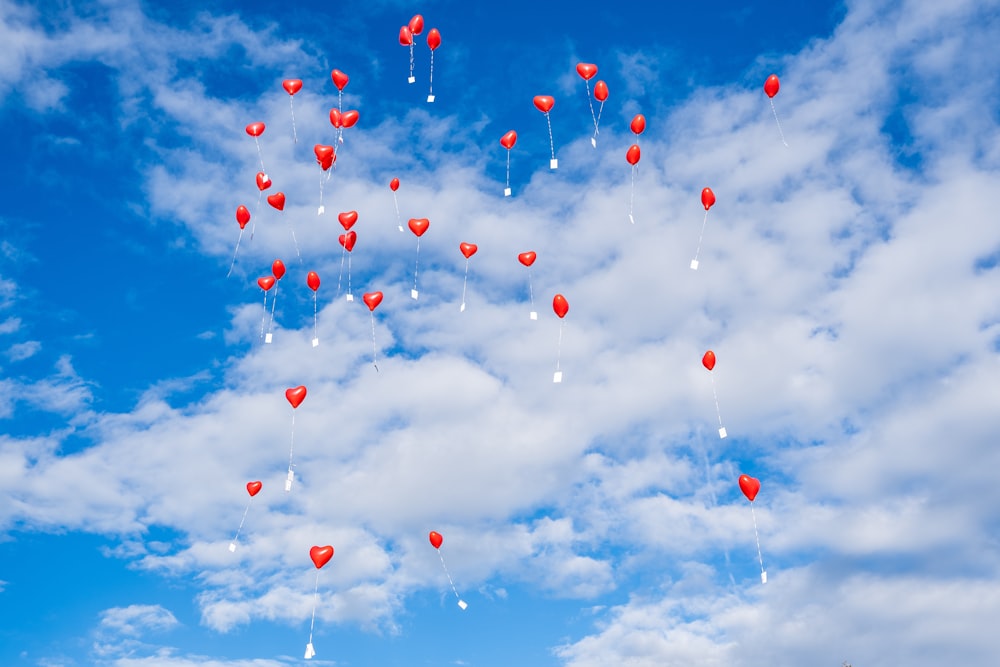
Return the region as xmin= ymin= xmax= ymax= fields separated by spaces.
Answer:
xmin=2 ymin=0 xmax=1000 ymax=665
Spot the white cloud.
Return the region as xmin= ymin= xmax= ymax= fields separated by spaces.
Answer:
xmin=98 ymin=604 xmax=180 ymax=637
xmin=7 ymin=339 xmax=40 ymax=361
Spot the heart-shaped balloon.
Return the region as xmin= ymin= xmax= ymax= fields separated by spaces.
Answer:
xmin=272 ymin=259 xmax=286 ymax=280
xmin=576 ymin=63 xmax=597 ymax=80
xmin=594 ymin=80 xmax=608 ymax=102
xmin=285 ymin=385 xmax=307 ymax=409
xmin=245 ymin=122 xmax=265 ymax=137
xmin=267 ymin=192 xmax=286 ymax=211
xmin=306 ymin=271 xmax=320 ymax=291
xmin=341 ymin=110 xmax=359 ymax=128
xmin=702 ymin=350 xmax=716 ymax=371
xmin=408 ymin=218 xmax=429 ymax=237
xmin=282 ymin=79 xmax=302 ymax=96
xmin=390 ymin=177 xmax=400 ymax=192
xmin=339 ymin=231 xmax=357 ymax=252
xmin=408 ymin=14 xmax=424 ymax=35
xmin=257 ymin=276 xmax=275 ymax=291
xmin=331 ymin=69 xmax=349 ymax=91
xmin=701 ymin=187 xmax=716 ymax=211
xmin=329 ymin=108 xmax=342 ymax=128
xmin=500 ymin=130 xmax=517 ymax=150
xmin=236 ymin=205 xmax=250 ymax=229
xmin=764 ymin=74 xmax=780 ymax=99
xmin=429 ymin=531 xmax=443 ymax=549
xmin=533 ymin=95 xmax=554 ymax=113
xmin=256 ymin=172 xmax=271 ymax=191
xmin=739 ymin=474 xmax=761 ymax=502
xmin=626 ymin=144 xmax=641 ymax=166
xmin=427 ymin=28 xmax=441 ymax=50
xmin=553 ymin=294 xmax=569 ymax=318
xmin=363 ymin=291 xmax=383 ymax=311
xmin=630 ymin=114 xmax=646 ymax=135
xmin=399 ymin=25 xmax=413 ymax=45
xmin=314 ymin=144 xmax=334 ymax=163
xmin=310 ymin=545 xmax=334 ymax=569
xmin=518 ymin=251 xmax=536 ymax=267
xmin=338 ymin=210 xmax=358 ymax=230
xmin=246 ymin=481 xmax=262 ymax=497
xmin=459 ymin=242 xmax=478 ymax=259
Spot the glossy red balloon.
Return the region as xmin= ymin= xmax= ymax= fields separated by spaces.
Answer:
xmin=247 ymin=481 xmax=262 ymax=497
xmin=500 ymin=130 xmax=517 ymax=150
xmin=338 ymin=210 xmax=358 ymax=230
xmin=390 ymin=177 xmax=400 ymax=192
xmin=576 ymin=63 xmax=597 ymax=80
xmin=267 ymin=192 xmax=285 ymax=211
xmin=626 ymin=144 xmax=641 ymax=165
xmin=408 ymin=218 xmax=429 ymax=237
xmin=307 ymin=271 xmax=320 ymax=292
xmin=429 ymin=531 xmax=443 ymax=549
xmin=236 ymin=205 xmax=250 ymax=229
xmin=285 ymin=385 xmax=307 ymax=408
xmin=331 ymin=69 xmax=349 ymax=91
xmin=310 ymin=545 xmax=334 ymax=569
xmin=739 ymin=474 xmax=761 ymax=502
xmin=553 ymin=294 xmax=568 ymax=318
xmin=701 ymin=187 xmax=716 ymax=211
xmin=518 ymin=251 xmax=536 ymax=267
xmin=272 ymin=259 xmax=286 ymax=280
xmin=257 ymin=276 xmax=275 ymax=291
xmin=282 ymin=79 xmax=302 ymax=96
xmin=702 ymin=350 xmax=716 ymax=371
xmin=399 ymin=26 xmax=413 ymax=46
xmin=314 ymin=144 xmax=334 ymax=165
xmin=363 ymin=291 xmax=383 ymax=311
xmin=408 ymin=14 xmax=424 ymax=35
xmin=320 ymin=155 xmax=334 ymax=171
xmin=341 ymin=110 xmax=359 ymax=128
xmin=256 ymin=172 xmax=271 ymax=191
xmin=764 ymin=74 xmax=780 ymax=99
xmin=594 ymin=80 xmax=608 ymax=102
xmin=533 ymin=95 xmax=554 ymax=113
xmin=339 ymin=230 xmax=357 ymax=252
xmin=329 ymin=108 xmax=342 ymax=128
xmin=245 ymin=122 xmax=265 ymax=137
xmin=460 ymin=242 xmax=478 ymax=259
xmin=427 ymin=28 xmax=441 ymax=50
xmin=630 ymin=114 xmax=646 ymax=135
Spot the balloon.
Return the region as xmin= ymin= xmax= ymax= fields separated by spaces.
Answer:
xmin=341 ymin=110 xmax=359 ymax=128
xmin=329 ymin=108 xmax=342 ymax=128
xmin=236 ymin=205 xmax=250 ymax=229
xmin=257 ymin=276 xmax=275 ymax=291
xmin=339 ymin=230 xmax=357 ymax=252
xmin=338 ymin=210 xmax=358 ymax=230
xmin=630 ymin=114 xmax=646 ymax=135
xmin=460 ymin=242 xmax=478 ymax=259
xmin=363 ymin=291 xmax=383 ymax=311
xmin=626 ymin=144 xmax=641 ymax=165
xmin=594 ymin=80 xmax=608 ymax=102
xmin=390 ymin=178 xmax=400 ymax=192
xmin=533 ymin=95 xmax=554 ymax=113
xmin=256 ymin=172 xmax=271 ymax=191
xmin=701 ymin=187 xmax=716 ymax=211
xmin=408 ymin=14 xmax=424 ymax=35
xmin=427 ymin=28 xmax=441 ymax=50
xmin=429 ymin=531 xmax=443 ymax=549
xmin=553 ymin=294 xmax=568 ymax=318
xmin=309 ymin=545 xmax=334 ymax=569
xmin=245 ymin=122 xmax=265 ymax=137
xmin=272 ymin=259 xmax=286 ymax=280
xmin=739 ymin=474 xmax=761 ymax=502
xmin=500 ymin=130 xmax=518 ymax=150
xmin=247 ymin=481 xmax=262 ymax=497
xmin=282 ymin=79 xmax=302 ymax=96
xmin=331 ymin=69 xmax=349 ymax=91
xmin=399 ymin=26 xmax=413 ymax=46
xmin=408 ymin=218 xmax=429 ymax=237
xmin=576 ymin=63 xmax=597 ymax=80
xmin=285 ymin=385 xmax=307 ymax=409
xmin=764 ymin=74 xmax=780 ymax=99
xmin=518 ymin=251 xmax=536 ymax=267
xmin=267 ymin=192 xmax=285 ymax=211
xmin=702 ymin=350 xmax=716 ymax=371
xmin=314 ymin=144 xmax=334 ymax=165
xmin=307 ymin=271 xmax=320 ymax=291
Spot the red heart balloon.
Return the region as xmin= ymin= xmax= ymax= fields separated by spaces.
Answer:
xmin=408 ymin=14 xmax=424 ymax=35
xmin=331 ymin=69 xmax=349 ymax=91
xmin=245 ymin=122 xmax=265 ymax=137
xmin=739 ymin=474 xmax=761 ymax=502
xmin=533 ymin=95 xmax=554 ymax=113
xmin=390 ymin=178 xmax=400 ymax=192
xmin=285 ymin=385 xmax=307 ymax=409
xmin=246 ymin=481 xmax=262 ymax=497
xmin=427 ymin=28 xmax=441 ymax=50
xmin=500 ymin=130 xmax=517 ymax=150
xmin=257 ymin=276 xmax=275 ymax=291
xmin=630 ymin=114 xmax=646 ymax=135
xmin=701 ymin=187 xmax=716 ymax=211
xmin=576 ymin=63 xmax=597 ymax=80
xmin=518 ymin=251 xmax=536 ymax=267
xmin=272 ymin=259 xmax=286 ymax=280
xmin=329 ymin=108 xmax=342 ymax=128
xmin=314 ymin=144 xmax=334 ymax=162
xmin=553 ymin=294 xmax=569 ymax=318
xmin=256 ymin=172 xmax=271 ymax=191
xmin=338 ymin=210 xmax=358 ymax=230
xmin=236 ymin=205 xmax=250 ymax=229
xmin=363 ymin=291 xmax=383 ymax=312
xmin=594 ymin=80 xmax=608 ymax=102
xmin=764 ymin=74 xmax=780 ymax=99
xmin=320 ymin=155 xmax=334 ymax=171
xmin=408 ymin=218 xmax=429 ymax=237
xmin=460 ymin=242 xmax=478 ymax=259
xmin=282 ymin=79 xmax=302 ymax=95
xmin=626 ymin=144 xmax=641 ymax=166
xmin=399 ymin=26 xmax=413 ymax=46
xmin=267 ymin=192 xmax=285 ymax=211
xmin=341 ymin=110 xmax=359 ymax=128
xmin=339 ymin=231 xmax=357 ymax=252
xmin=310 ymin=545 xmax=334 ymax=569
xmin=306 ymin=271 xmax=320 ymax=292
xmin=702 ymin=350 xmax=716 ymax=371
xmin=429 ymin=531 xmax=443 ymax=549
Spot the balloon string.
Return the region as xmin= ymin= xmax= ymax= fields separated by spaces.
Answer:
xmin=285 ymin=215 xmax=303 ymax=264
xmin=338 ymin=91 xmax=344 ymax=144
xmin=555 ymin=320 xmax=564 ymax=372
xmin=231 ymin=498 xmax=253 ymax=546
xmin=629 ymin=166 xmax=636 ymax=222
xmin=319 ymin=173 xmax=324 ymax=213
xmin=413 ymin=238 xmax=421 ymax=292
xmin=769 ymin=98 xmax=788 ymax=148
xmin=254 ymin=136 xmax=266 ymax=175
xmin=336 ymin=247 xmax=346 ymax=299
xmin=370 ymin=312 xmax=379 ymax=372
xmin=593 ymin=101 xmax=604 ymax=142
xmin=527 ymin=271 xmax=535 ymax=309
xmin=710 ymin=373 xmax=724 ymax=427
xmin=505 ymin=150 xmax=511 ymax=191
xmin=290 ymin=97 xmax=298 ymax=144
xmin=409 ymin=43 xmax=415 ymax=80
xmin=313 ymin=292 xmax=318 ymax=340
xmin=545 ymin=112 xmax=555 ymax=160
xmin=287 ymin=411 xmax=296 ymax=487
xmin=347 ymin=253 xmax=352 ymax=298
xmin=750 ymin=504 xmax=765 ymax=576
xmin=392 ymin=192 xmax=402 ymax=232
xmin=693 ymin=210 xmax=709 ymax=263
xmin=308 ymin=570 xmax=319 ymax=644
xmin=585 ymin=80 xmax=598 ymax=134
xmin=260 ymin=291 xmax=268 ymax=340
xmin=268 ymin=282 xmax=280 ymax=336
xmin=461 ymin=261 xmax=469 ymax=310
xmin=428 ymin=50 xmax=435 ymax=97
xmin=227 ymin=228 xmax=245 ymax=278
xmin=252 ymin=192 xmax=261 ymax=241
xmin=437 ymin=550 xmax=461 ymax=601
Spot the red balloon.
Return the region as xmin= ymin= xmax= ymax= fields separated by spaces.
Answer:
xmin=320 ymin=155 xmax=334 ymax=171
xmin=630 ymin=114 xmax=646 ymax=135
xmin=245 ymin=122 xmax=265 ymax=137
xmin=267 ymin=192 xmax=285 ymax=211
xmin=247 ymin=481 xmax=262 ymax=497
xmin=429 ymin=531 xmax=443 ymax=549
xmin=339 ymin=230 xmax=357 ymax=252
xmin=310 ymin=545 xmax=334 ymax=569
xmin=272 ymin=259 xmax=286 ymax=280
xmin=236 ymin=205 xmax=250 ymax=229
xmin=307 ymin=271 xmax=320 ymax=292
xmin=331 ymin=69 xmax=349 ymax=91
xmin=257 ymin=276 xmax=275 ymax=291
xmin=390 ymin=177 xmax=400 ymax=192
xmin=764 ymin=74 xmax=780 ymax=99
xmin=460 ymin=242 xmax=478 ymax=259
xmin=594 ymin=80 xmax=608 ymax=102
xmin=427 ymin=28 xmax=441 ymax=50
xmin=553 ymin=294 xmax=568 ymax=318
xmin=282 ymin=79 xmax=302 ymax=96
xmin=399 ymin=26 xmax=413 ymax=46
xmin=739 ymin=474 xmax=761 ymax=502
xmin=341 ymin=110 xmax=359 ymax=128
xmin=533 ymin=95 xmax=554 ymax=113
xmin=408 ymin=218 xmax=429 ymax=237
xmin=314 ymin=144 xmax=334 ymax=166
xmin=500 ymin=130 xmax=518 ymax=150
xmin=701 ymin=187 xmax=716 ymax=211
xmin=363 ymin=291 xmax=383 ymax=311
xmin=518 ymin=251 xmax=536 ymax=267
xmin=285 ymin=385 xmax=307 ymax=408
xmin=338 ymin=210 xmax=358 ymax=230
xmin=329 ymin=108 xmax=342 ymax=128
xmin=256 ymin=172 xmax=271 ymax=191
xmin=576 ymin=63 xmax=597 ymax=80
xmin=702 ymin=350 xmax=716 ymax=371
xmin=626 ymin=144 xmax=641 ymax=165
xmin=408 ymin=14 xmax=424 ymax=35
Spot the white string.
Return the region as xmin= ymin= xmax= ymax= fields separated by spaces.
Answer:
xmin=393 ymin=192 xmax=402 ymax=232
xmin=769 ymin=98 xmax=788 ymax=147
xmin=284 ymin=215 xmax=302 ymax=263
xmin=227 ymin=228 xmax=245 ymax=277
xmin=545 ymin=112 xmax=555 ymax=160
xmin=259 ymin=290 xmax=268 ymax=340
xmin=750 ymin=504 xmax=766 ymax=577
xmin=585 ymin=80 xmax=598 ymax=138
xmin=230 ymin=497 xmax=253 ymax=549
xmin=254 ymin=136 xmax=265 ymax=175
xmin=413 ymin=238 xmax=421 ymax=292
xmin=289 ymin=97 xmax=298 ymax=144
xmin=710 ymin=374 xmax=724 ymax=428
xmin=527 ymin=271 xmax=535 ymax=310
xmin=308 ymin=570 xmax=319 ymax=646
xmin=370 ymin=312 xmax=379 ymax=372
xmin=336 ymin=247 xmax=346 ymax=299
xmin=629 ymin=165 xmax=636 ymax=223
xmin=555 ymin=320 xmax=564 ymax=371
xmin=428 ymin=50 xmax=435 ymax=98
xmin=267 ymin=281 xmax=279 ymax=337
xmin=505 ymin=150 xmax=511 ymax=192
xmin=312 ymin=293 xmax=318 ymax=341
xmin=286 ymin=411 xmax=296 ymax=491
xmin=408 ymin=43 xmax=415 ymax=81
xmin=692 ymin=210 xmax=710 ymax=264
xmin=346 ymin=253 xmax=352 ymax=299
xmin=251 ymin=191 xmax=261 ymax=241
xmin=437 ymin=550 xmax=462 ymax=601
xmin=592 ymin=100 xmax=604 ymax=144
xmin=461 ymin=260 xmax=469 ymax=311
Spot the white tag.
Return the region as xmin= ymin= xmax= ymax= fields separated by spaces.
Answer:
xmin=285 ymin=470 xmax=294 ymax=492
xmin=460 ymin=302 xmax=466 ymax=312
xmin=530 ymin=311 xmax=537 ymax=320
xmin=408 ymin=76 xmax=416 ymax=84
xmin=411 ymin=289 xmax=419 ymax=300
xmin=628 ymin=214 xmax=635 ymax=225
xmin=264 ymin=333 xmax=273 ymax=344
xmin=304 ymin=643 xmax=316 ymax=659
xmin=553 ymin=371 xmax=563 ymax=383
xmin=346 ymin=293 xmax=354 ymax=302
xmin=398 ymin=225 xmax=404 ymax=232
xmin=690 ymin=259 xmax=699 ymax=270
xmin=228 ymin=542 xmax=236 ymax=553
xmin=718 ymin=427 xmax=728 ymax=439
xmin=427 ymin=94 xmax=435 ymax=103
xmin=317 ymin=205 xmax=325 ymax=215
xmin=590 ymin=137 xmax=597 ymax=148
xmin=311 ymin=338 xmax=319 ymax=348
xmin=458 ymin=600 xmax=468 ymax=610
xmin=550 ymin=158 xmax=558 ymax=170
xmin=761 ymin=571 xmax=767 ymax=584
xmin=504 ymin=187 xmax=511 ymax=197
